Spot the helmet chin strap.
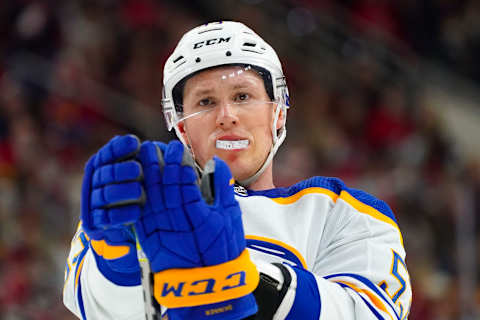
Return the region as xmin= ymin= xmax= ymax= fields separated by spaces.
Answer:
xmin=236 ymin=142 xmax=275 ymax=187
xmin=175 ymin=103 xmax=286 ymax=188
xmin=237 ymin=103 xmax=285 ymax=187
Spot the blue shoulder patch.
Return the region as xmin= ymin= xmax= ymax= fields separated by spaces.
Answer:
xmin=343 ymin=187 xmax=397 ymax=224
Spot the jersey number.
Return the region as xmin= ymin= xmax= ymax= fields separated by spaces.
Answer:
xmin=379 ymin=250 xmax=409 ymax=318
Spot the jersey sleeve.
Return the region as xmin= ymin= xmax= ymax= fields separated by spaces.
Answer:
xmin=312 ymin=187 xmax=411 ymax=320
xmin=63 ymin=223 xmax=145 ymax=320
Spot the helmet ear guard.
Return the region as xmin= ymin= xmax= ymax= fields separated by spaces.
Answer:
xmin=161 ymin=21 xmax=290 ymax=186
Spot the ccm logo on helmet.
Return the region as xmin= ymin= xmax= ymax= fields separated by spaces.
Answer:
xmin=193 ymin=37 xmax=231 ymax=49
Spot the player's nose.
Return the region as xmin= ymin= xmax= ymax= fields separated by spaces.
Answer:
xmin=215 ymin=101 xmax=239 ymax=128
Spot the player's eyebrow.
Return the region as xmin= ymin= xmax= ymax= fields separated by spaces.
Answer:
xmin=228 ymin=76 xmax=259 ymax=90
xmin=190 ymin=88 xmax=214 ymax=98
xmin=190 ymin=80 xmax=255 ymax=98
xmin=231 ymin=82 xmax=252 ymax=90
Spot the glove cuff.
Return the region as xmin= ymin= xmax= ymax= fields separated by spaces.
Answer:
xmin=91 ymin=239 xmax=131 ymax=260
xmin=91 ymin=247 xmax=141 ymax=286
xmin=90 ymin=240 xmax=141 ymax=286
xmin=167 ymin=294 xmax=258 ymax=320
xmin=154 ymin=249 xmax=259 ymax=308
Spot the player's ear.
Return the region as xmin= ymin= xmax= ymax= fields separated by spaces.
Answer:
xmin=275 ymin=104 xmax=286 ymax=130
xmin=178 ymin=121 xmax=190 ymax=145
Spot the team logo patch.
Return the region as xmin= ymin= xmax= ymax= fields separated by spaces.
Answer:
xmin=234 ymin=185 xmax=248 ymax=197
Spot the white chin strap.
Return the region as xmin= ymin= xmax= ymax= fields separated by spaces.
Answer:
xmin=175 ymin=103 xmax=286 ymax=188
xmin=237 ymin=103 xmax=285 ymax=187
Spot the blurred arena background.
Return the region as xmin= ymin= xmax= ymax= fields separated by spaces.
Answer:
xmin=1 ymin=0 xmax=479 ymax=319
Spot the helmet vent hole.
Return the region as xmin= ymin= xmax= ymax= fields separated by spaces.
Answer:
xmin=243 ymin=42 xmax=256 ymax=47
xmin=195 ymin=57 xmax=201 ymax=63
xmin=173 ymin=56 xmax=184 ymax=63
xmin=226 ymin=51 xmax=232 ymax=56
xmin=173 ymin=60 xmax=186 ymax=69
xmin=198 ymin=27 xmax=222 ymax=34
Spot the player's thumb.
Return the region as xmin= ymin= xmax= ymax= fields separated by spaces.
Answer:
xmin=201 ymin=156 xmax=235 ymax=207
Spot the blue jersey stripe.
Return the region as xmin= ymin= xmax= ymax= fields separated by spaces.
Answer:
xmin=325 ymin=273 xmax=400 ymax=320
xmin=75 ymin=249 xmax=88 ymax=320
xmin=246 ymin=237 xmax=307 ymax=269
xmin=77 ymin=277 xmax=87 ymax=320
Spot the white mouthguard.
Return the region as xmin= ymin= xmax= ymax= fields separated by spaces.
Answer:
xmin=216 ymin=139 xmax=249 ymax=150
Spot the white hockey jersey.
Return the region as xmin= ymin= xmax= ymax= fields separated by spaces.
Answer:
xmin=63 ymin=176 xmax=411 ymax=319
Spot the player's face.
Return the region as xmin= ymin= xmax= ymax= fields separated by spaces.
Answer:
xmin=179 ymin=66 xmax=282 ymax=183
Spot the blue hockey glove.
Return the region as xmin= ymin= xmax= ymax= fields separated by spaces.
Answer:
xmin=135 ymin=140 xmax=259 ymax=320
xmin=81 ymin=134 xmax=144 ymax=286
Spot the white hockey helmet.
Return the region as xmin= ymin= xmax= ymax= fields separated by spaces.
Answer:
xmin=161 ymin=21 xmax=290 ymax=186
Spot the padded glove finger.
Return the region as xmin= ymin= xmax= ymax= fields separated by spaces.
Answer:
xmin=80 ymin=135 xmax=144 ymax=285
xmin=191 ymin=157 xmax=244 ymax=264
xmin=93 ymin=134 xmax=141 ymax=168
xmin=82 ymin=135 xmax=143 ymax=240
xmin=136 ymin=140 xmax=258 ymax=317
xmin=91 ymin=205 xmax=142 ymax=229
xmin=92 ymin=161 xmax=143 ymax=188
xmin=136 ymin=141 xmax=202 ymax=271
xmin=91 ymin=181 xmax=144 ymax=209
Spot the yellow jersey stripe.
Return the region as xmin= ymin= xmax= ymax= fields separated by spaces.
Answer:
xmin=74 ymin=255 xmax=86 ymax=290
xmin=336 ymin=280 xmax=394 ymax=320
xmin=270 ymin=187 xmax=339 ymax=205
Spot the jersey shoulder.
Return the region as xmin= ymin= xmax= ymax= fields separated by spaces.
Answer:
xmin=244 ymin=176 xmax=397 ymax=223
xmin=303 ymin=176 xmax=397 ymax=224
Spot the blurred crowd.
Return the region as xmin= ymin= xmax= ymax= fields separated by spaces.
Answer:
xmin=0 ymin=0 xmax=479 ymax=319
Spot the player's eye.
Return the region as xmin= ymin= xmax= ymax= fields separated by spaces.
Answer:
xmin=234 ymin=93 xmax=249 ymax=103
xmin=198 ymin=98 xmax=214 ymax=107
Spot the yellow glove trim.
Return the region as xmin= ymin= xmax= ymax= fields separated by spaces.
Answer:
xmin=154 ymin=249 xmax=259 ymax=308
xmin=90 ymin=239 xmax=130 ymax=260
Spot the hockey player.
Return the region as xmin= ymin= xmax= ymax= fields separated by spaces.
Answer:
xmin=63 ymin=21 xmax=411 ymax=319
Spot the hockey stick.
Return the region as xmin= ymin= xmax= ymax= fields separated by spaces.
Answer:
xmin=134 ymin=230 xmax=163 ymax=320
